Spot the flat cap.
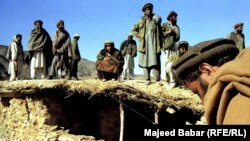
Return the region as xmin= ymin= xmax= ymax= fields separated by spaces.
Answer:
xmin=172 ymin=38 xmax=239 ymax=79
xmin=34 ymin=20 xmax=43 ymax=25
xmin=178 ymin=41 xmax=189 ymax=49
xmin=142 ymin=3 xmax=153 ymax=12
xmin=167 ymin=11 xmax=177 ymax=20
xmin=234 ymin=22 xmax=244 ymax=29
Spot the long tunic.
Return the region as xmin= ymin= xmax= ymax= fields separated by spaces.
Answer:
xmin=139 ymin=19 xmax=158 ymax=68
xmin=28 ymin=28 xmax=52 ymax=69
xmin=49 ymin=29 xmax=71 ymax=77
xmin=120 ymin=40 xmax=137 ymax=70
xmin=7 ymin=41 xmax=24 ymax=81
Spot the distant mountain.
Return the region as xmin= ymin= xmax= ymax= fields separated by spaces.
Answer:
xmin=0 ymin=45 xmax=96 ymax=80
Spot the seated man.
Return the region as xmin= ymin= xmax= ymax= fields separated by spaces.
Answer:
xmin=172 ymin=38 xmax=250 ymax=125
xmin=96 ymin=40 xmax=124 ymax=81
xmin=166 ymin=41 xmax=189 ymax=88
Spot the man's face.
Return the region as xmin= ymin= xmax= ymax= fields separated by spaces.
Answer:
xmin=16 ymin=36 xmax=22 ymax=42
xmin=179 ymin=47 xmax=187 ymax=55
xmin=236 ymin=25 xmax=243 ymax=33
xmin=35 ymin=22 xmax=42 ymax=30
xmin=170 ymin=15 xmax=177 ymax=24
xmin=106 ymin=45 xmax=113 ymax=52
xmin=144 ymin=8 xmax=152 ymax=17
xmin=183 ymin=64 xmax=217 ymax=104
xmin=128 ymin=36 xmax=133 ymax=41
xmin=184 ymin=77 xmax=209 ymax=103
xmin=57 ymin=23 xmax=64 ymax=30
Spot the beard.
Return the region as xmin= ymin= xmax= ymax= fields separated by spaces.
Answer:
xmin=198 ymin=77 xmax=209 ymax=94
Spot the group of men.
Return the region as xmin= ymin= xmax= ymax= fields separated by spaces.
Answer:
xmin=95 ymin=2 xmax=249 ymax=125
xmin=6 ymin=2 xmax=249 ymax=125
xmin=95 ymin=2 xmax=246 ymax=88
xmin=6 ymin=20 xmax=81 ymax=81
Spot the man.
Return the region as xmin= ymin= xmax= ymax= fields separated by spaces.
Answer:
xmin=172 ymin=38 xmax=250 ymax=125
xmin=48 ymin=20 xmax=72 ymax=79
xmin=96 ymin=40 xmax=124 ymax=81
xmin=131 ymin=3 xmax=162 ymax=85
xmin=227 ymin=22 xmax=245 ymax=51
xmin=166 ymin=41 xmax=188 ymax=88
xmin=120 ymin=33 xmax=137 ymax=80
xmin=68 ymin=34 xmax=81 ymax=80
xmin=162 ymin=11 xmax=180 ymax=83
xmin=27 ymin=20 xmax=53 ymax=79
xmin=6 ymin=34 xmax=24 ymax=81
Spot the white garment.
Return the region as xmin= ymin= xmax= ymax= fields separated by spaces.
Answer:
xmin=8 ymin=42 xmax=23 ymax=81
xmin=123 ymin=54 xmax=134 ymax=69
xmin=122 ymin=54 xmax=135 ymax=79
xmin=164 ymin=50 xmax=176 ymax=88
xmin=30 ymin=51 xmax=46 ymax=79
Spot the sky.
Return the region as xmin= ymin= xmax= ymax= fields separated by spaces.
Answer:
xmin=0 ymin=0 xmax=249 ymax=75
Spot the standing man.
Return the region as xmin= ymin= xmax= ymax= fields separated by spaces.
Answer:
xmin=48 ymin=20 xmax=72 ymax=79
xmin=120 ymin=33 xmax=137 ymax=80
xmin=131 ymin=3 xmax=163 ymax=85
xmin=68 ymin=34 xmax=81 ymax=80
xmin=162 ymin=11 xmax=180 ymax=83
xmin=28 ymin=20 xmax=53 ymax=79
xmin=6 ymin=34 xmax=24 ymax=81
xmin=172 ymin=38 xmax=250 ymax=124
xmin=227 ymin=22 xmax=245 ymax=51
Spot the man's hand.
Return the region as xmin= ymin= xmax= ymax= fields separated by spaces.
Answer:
xmin=104 ymin=56 xmax=111 ymax=61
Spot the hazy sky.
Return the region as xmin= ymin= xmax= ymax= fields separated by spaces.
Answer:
xmin=0 ymin=0 xmax=249 ymax=75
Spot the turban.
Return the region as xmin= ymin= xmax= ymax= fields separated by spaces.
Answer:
xmin=167 ymin=11 xmax=177 ymax=20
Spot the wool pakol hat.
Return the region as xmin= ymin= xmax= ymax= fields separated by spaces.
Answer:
xmin=142 ymin=3 xmax=153 ymax=12
xmin=234 ymin=22 xmax=244 ymax=29
xmin=172 ymin=38 xmax=239 ymax=79
xmin=34 ymin=20 xmax=43 ymax=25
xmin=167 ymin=11 xmax=177 ymax=20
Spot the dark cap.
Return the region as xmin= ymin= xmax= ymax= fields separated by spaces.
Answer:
xmin=34 ymin=20 xmax=43 ymax=25
xmin=142 ymin=3 xmax=153 ymax=12
xmin=56 ymin=20 xmax=64 ymax=27
xmin=234 ymin=22 xmax=244 ymax=29
xmin=172 ymin=38 xmax=239 ymax=79
xmin=167 ymin=11 xmax=177 ymax=20
xmin=178 ymin=41 xmax=189 ymax=49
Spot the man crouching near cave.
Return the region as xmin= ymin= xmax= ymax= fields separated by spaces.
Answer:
xmin=96 ymin=40 xmax=124 ymax=81
xmin=172 ymin=38 xmax=250 ymax=125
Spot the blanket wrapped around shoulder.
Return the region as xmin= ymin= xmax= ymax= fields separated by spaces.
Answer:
xmin=204 ymin=48 xmax=250 ymax=125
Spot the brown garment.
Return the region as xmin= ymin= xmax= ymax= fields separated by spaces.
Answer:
xmin=204 ymin=48 xmax=250 ymax=125
xmin=96 ymin=48 xmax=124 ymax=80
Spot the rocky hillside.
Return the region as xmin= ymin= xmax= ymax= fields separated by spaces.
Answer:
xmin=0 ymin=45 xmax=97 ymax=80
